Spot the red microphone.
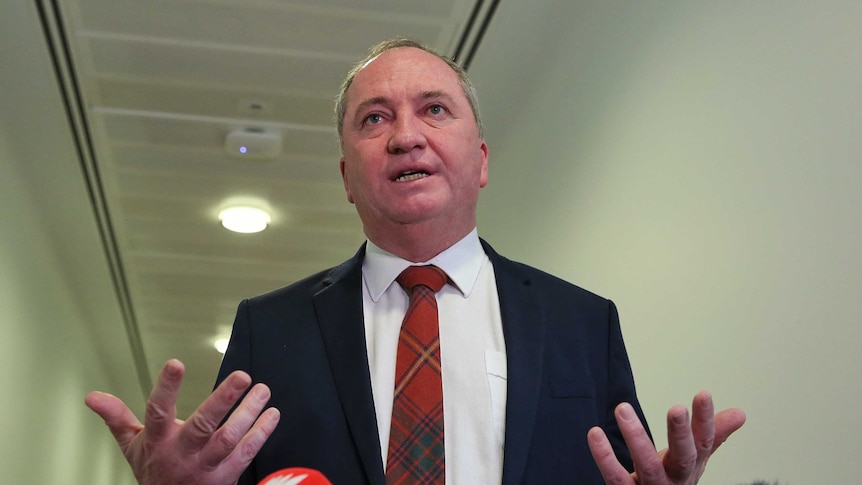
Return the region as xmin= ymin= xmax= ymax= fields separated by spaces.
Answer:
xmin=257 ymin=467 xmax=333 ymax=485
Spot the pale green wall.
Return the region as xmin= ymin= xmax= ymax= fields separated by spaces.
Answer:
xmin=474 ymin=1 xmax=862 ymax=484
xmin=0 ymin=1 xmax=137 ymax=483
xmin=0 ymin=133 xmax=134 ymax=484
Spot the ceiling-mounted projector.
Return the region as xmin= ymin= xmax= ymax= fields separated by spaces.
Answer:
xmin=226 ymin=128 xmax=282 ymax=159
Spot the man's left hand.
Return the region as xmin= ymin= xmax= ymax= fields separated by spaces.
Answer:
xmin=587 ymin=391 xmax=746 ymax=485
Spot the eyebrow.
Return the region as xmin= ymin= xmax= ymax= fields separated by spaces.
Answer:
xmin=354 ymin=96 xmax=390 ymax=117
xmin=419 ymin=90 xmax=452 ymax=102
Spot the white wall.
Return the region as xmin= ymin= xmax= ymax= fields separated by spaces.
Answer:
xmin=0 ymin=1 xmax=138 ymax=483
xmin=473 ymin=1 xmax=862 ymax=484
xmin=0 ymin=147 xmax=131 ymax=484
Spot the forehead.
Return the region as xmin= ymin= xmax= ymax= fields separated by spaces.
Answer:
xmin=345 ymin=47 xmax=463 ymax=108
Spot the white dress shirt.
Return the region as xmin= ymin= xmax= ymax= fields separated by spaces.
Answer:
xmin=362 ymin=228 xmax=507 ymax=484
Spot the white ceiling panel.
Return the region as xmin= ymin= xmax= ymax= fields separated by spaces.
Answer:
xmin=96 ymin=80 xmax=336 ymax=125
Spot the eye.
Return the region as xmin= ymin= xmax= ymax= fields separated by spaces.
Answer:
xmin=428 ymin=104 xmax=446 ymax=115
xmin=364 ymin=113 xmax=383 ymax=125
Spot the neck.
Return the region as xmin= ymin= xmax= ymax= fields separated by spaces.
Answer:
xmin=366 ymin=222 xmax=474 ymax=263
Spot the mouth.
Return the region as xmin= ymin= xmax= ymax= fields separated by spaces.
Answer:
xmin=394 ymin=170 xmax=430 ymax=182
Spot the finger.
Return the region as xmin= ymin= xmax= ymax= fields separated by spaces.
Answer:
xmin=712 ymin=407 xmax=746 ymax=453
xmin=662 ymin=404 xmax=697 ymax=480
xmin=587 ymin=426 xmax=635 ymax=485
xmin=85 ymin=391 xmax=144 ymax=450
xmin=199 ymin=382 xmax=271 ymax=466
xmin=221 ymin=406 xmax=281 ymax=477
xmin=177 ymin=369 xmax=253 ymax=454
xmin=689 ymin=391 xmax=716 ymax=460
xmin=144 ymin=359 xmax=185 ymax=442
xmin=615 ymin=402 xmax=665 ymax=483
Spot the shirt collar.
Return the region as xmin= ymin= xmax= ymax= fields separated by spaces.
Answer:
xmin=362 ymin=228 xmax=486 ymax=302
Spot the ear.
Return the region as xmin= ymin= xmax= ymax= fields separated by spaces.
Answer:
xmin=478 ymin=140 xmax=489 ymax=188
xmin=340 ymin=157 xmax=355 ymax=204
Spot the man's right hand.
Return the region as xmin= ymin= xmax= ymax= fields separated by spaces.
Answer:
xmin=86 ymin=359 xmax=280 ymax=485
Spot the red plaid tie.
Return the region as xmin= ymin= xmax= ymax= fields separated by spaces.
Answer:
xmin=385 ymin=265 xmax=448 ymax=485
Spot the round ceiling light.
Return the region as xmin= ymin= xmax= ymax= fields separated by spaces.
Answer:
xmin=218 ymin=206 xmax=271 ymax=233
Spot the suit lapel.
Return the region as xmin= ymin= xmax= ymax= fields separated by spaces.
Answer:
xmin=312 ymin=245 xmax=386 ymax=485
xmin=483 ymin=241 xmax=547 ymax=485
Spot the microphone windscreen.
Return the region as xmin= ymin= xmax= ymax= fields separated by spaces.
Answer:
xmin=257 ymin=467 xmax=333 ymax=485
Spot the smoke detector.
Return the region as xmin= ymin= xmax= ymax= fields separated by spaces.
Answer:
xmin=225 ymin=128 xmax=282 ymax=159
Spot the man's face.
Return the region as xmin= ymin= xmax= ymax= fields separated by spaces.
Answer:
xmin=339 ymin=47 xmax=488 ymax=244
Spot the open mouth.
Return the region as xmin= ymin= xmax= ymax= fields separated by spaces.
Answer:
xmin=394 ymin=170 xmax=430 ymax=182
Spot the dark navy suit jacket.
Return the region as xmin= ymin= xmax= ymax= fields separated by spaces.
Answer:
xmin=216 ymin=240 xmax=649 ymax=484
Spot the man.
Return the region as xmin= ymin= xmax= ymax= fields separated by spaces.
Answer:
xmin=86 ymin=38 xmax=745 ymax=484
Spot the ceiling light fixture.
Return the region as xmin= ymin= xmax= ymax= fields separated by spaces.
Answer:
xmin=219 ymin=206 xmax=271 ymax=233
xmin=225 ymin=128 xmax=282 ymax=159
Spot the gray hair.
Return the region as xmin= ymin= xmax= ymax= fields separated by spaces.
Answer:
xmin=334 ymin=37 xmax=484 ymax=151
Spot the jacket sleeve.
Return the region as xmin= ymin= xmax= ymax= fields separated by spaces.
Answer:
xmin=603 ymin=299 xmax=652 ymax=472
xmin=214 ymin=299 xmax=255 ymax=485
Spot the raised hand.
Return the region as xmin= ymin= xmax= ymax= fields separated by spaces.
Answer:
xmin=587 ymin=391 xmax=746 ymax=485
xmin=86 ymin=359 xmax=280 ymax=485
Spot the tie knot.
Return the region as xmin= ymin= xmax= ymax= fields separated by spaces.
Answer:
xmin=397 ymin=265 xmax=448 ymax=294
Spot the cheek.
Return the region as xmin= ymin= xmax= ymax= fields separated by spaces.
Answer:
xmin=344 ymin=167 xmax=377 ymax=204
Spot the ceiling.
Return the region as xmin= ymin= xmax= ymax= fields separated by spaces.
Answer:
xmin=41 ymin=0 xmax=497 ymax=416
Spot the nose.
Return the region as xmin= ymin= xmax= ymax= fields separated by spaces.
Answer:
xmin=387 ymin=114 xmax=426 ymax=154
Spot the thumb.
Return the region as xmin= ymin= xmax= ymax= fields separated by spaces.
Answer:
xmin=711 ymin=408 xmax=746 ymax=453
xmin=85 ymin=391 xmax=144 ymax=450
